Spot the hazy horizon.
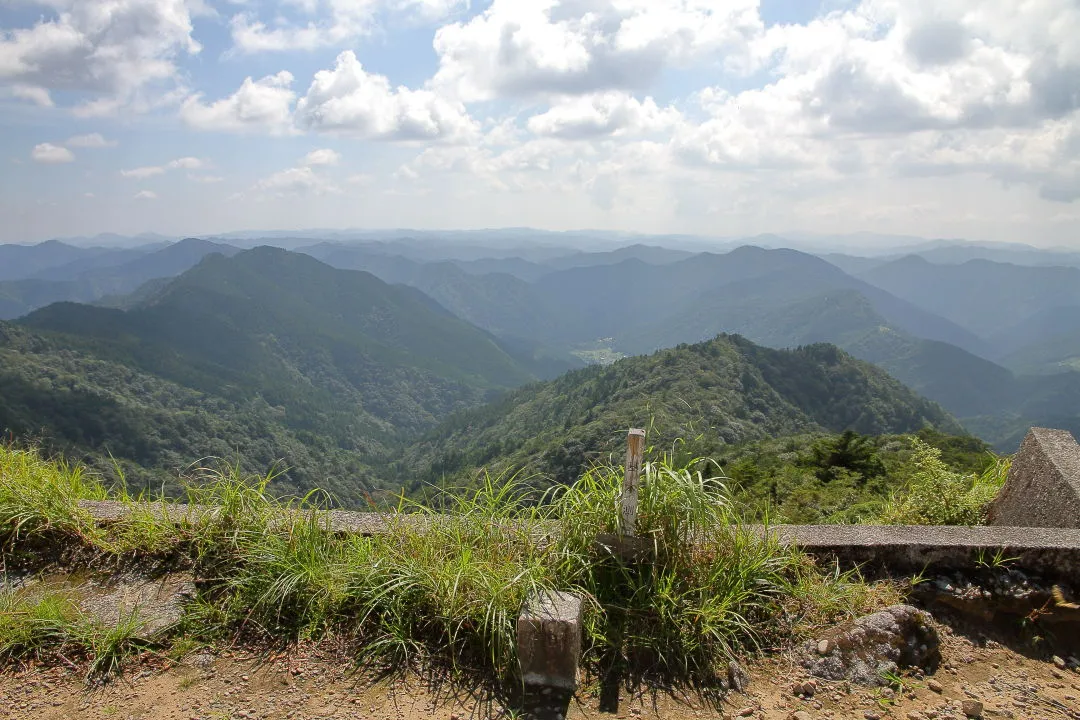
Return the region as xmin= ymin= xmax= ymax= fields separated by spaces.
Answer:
xmin=4 ymin=227 xmax=1077 ymax=257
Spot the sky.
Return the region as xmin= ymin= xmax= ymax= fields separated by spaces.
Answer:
xmin=1 ymin=0 xmax=1079 ymax=246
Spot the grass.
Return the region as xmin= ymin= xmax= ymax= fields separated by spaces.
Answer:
xmin=0 ymin=586 xmax=152 ymax=680
xmin=0 ymin=444 xmax=912 ymax=688
xmin=0 ymin=443 xmax=106 ymax=542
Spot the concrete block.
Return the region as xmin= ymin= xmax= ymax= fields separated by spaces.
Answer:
xmin=987 ymin=427 xmax=1080 ymax=528
xmin=517 ymin=590 xmax=583 ymax=690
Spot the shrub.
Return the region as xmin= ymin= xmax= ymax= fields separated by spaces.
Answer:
xmin=877 ymin=438 xmax=1008 ymax=525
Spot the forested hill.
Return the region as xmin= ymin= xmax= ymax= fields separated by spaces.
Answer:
xmin=0 ymin=248 xmax=556 ymax=503
xmin=394 ymin=334 xmax=963 ymax=492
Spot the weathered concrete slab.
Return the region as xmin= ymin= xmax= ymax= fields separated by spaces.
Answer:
xmin=517 ymin=590 xmax=583 ymax=691
xmin=987 ymin=427 xmax=1080 ymax=528
xmin=78 ymin=572 xmax=195 ymax=635
xmin=9 ymin=571 xmax=195 ymax=637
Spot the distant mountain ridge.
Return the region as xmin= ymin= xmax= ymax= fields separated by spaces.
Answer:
xmin=0 ymin=238 xmax=241 ymax=319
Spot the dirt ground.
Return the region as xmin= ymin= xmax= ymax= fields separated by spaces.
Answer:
xmin=1 ymin=624 xmax=1078 ymax=720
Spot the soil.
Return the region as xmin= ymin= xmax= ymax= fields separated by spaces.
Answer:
xmin=1 ymin=622 xmax=1078 ymax=720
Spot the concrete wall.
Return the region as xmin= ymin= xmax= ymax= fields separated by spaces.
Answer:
xmin=771 ymin=524 xmax=1080 ymax=584
xmin=987 ymin=427 xmax=1080 ymax=528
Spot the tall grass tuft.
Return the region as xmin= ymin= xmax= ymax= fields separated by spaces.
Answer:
xmin=0 ymin=588 xmax=81 ymax=660
xmin=548 ymin=458 xmax=873 ymax=685
xmin=0 ymin=444 xmax=106 ymax=542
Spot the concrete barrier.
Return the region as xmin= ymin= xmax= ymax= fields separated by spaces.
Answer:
xmin=772 ymin=524 xmax=1080 ymax=584
xmin=77 ymin=502 xmax=1080 ymax=582
xmin=987 ymin=427 xmax=1080 ymax=528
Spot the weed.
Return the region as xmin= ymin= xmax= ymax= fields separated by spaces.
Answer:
xmin=1 ymin=447 xmax=902 ymax=691
xmin=0 ymin=444 xmax=106 ymax=543
xmin=0 ymin=587 xmax=80 ymax=660
xmin=77 ymin=607 xmax=152 ymax=680
xmin=974 ymin=547 xmax=1020 ymax=569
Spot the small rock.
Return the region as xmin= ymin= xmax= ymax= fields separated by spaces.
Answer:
xmin=190 ymin=653 xmax=215 ymax=670
xmin=728 ymin=661 xmax=750 ymax=692
xmin=1053 ymin=656 xmax=1067 ymax=669
xmin=737 ymin=707 xmax=755 ymax=717
xmin=817 ymin=639 xmax=831 ymax=655
xmin=927 ymin=679 xmax=944 ymax=693
xmin=799 ymin=605 xmax=940 ymax=686
xmin=961 ymin=699 xmax=983 ymax=718
xmin=907 ymin=712 xmax=924 ymax=720
xmin=790 ymin=712 xmax=812 ymax=720
xmin=864 ymin=712 xmax=882 ymax=720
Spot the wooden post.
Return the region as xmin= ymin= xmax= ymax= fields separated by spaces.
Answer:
xmin=621 ymin=428 xmax=646 ymax=537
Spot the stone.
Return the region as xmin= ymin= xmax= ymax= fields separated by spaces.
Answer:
xmin=817 ymin=639 xmax=831 ymax=655
xmin=790 ymin=712 xmax=812 ymax=720
xmin=1053 ymin=655 xmax=1067 ymax=669
xmin=799 ymin=605 xmax=941 ymax=686
xmin=987 ymin=427 xmax=1080 ymax=528
xmin=737 ymin=707 xmax=755 ymax=717
xmin=961 ymin=699 xmax=984 ymax=718
xmin=927 ymin=679 xmax=944 ymax=693
xmin=516 ymin=591 xmax=583 ymax=691
xmin=728 ymin=661 xmax=750 ymax=692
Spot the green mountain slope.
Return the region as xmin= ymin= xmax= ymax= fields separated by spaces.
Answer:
xmin=0 ymin=320 xmax=383 ymax=503
xmin=395 ymin=334 xmax=962 ymax=491
xmin=3 ymin=248 xmax=545 ymax=501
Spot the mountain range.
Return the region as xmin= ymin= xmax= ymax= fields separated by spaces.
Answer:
xmin=3 ymin=231 xmax=1080 ymax=468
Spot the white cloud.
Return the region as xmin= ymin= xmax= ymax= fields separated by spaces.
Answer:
xmin=181 ymin=71 xmax=297 ymax=134
xmin=189 ymin=174 xmax=224 ymax=183
xmin=31 ymin=143 xmax=75 ymax=163
xmin=167 ymin=157 xmax=204 ymax=170
xmin=295 ymin=51 xmax=477 ymax=141
xmin=431 ymin=0 xmax=764 ymax=102
xmin=121 ymin=166 xmax=166 ymax=179
xmin=11 ymin=84 xmax=53 ymax=107
xmin=302 ymin=148 xmax=341 ymax=166
xmin=121 ymin=157 xmax=207 ymax=178
xmin=0 ymin=0 xmax=201 ymax=114
xmin=66 ymin=133 xmax=116 ymax=148
xmin=227 ymin=0 xmax=468 ymax=53
xmin=253 ymin=166 xmax=338 ymax=196
xmin=527 ymin=92 xmax=681 ymax=139
xmin=134 ymin=190 xmax=158 ymax=200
